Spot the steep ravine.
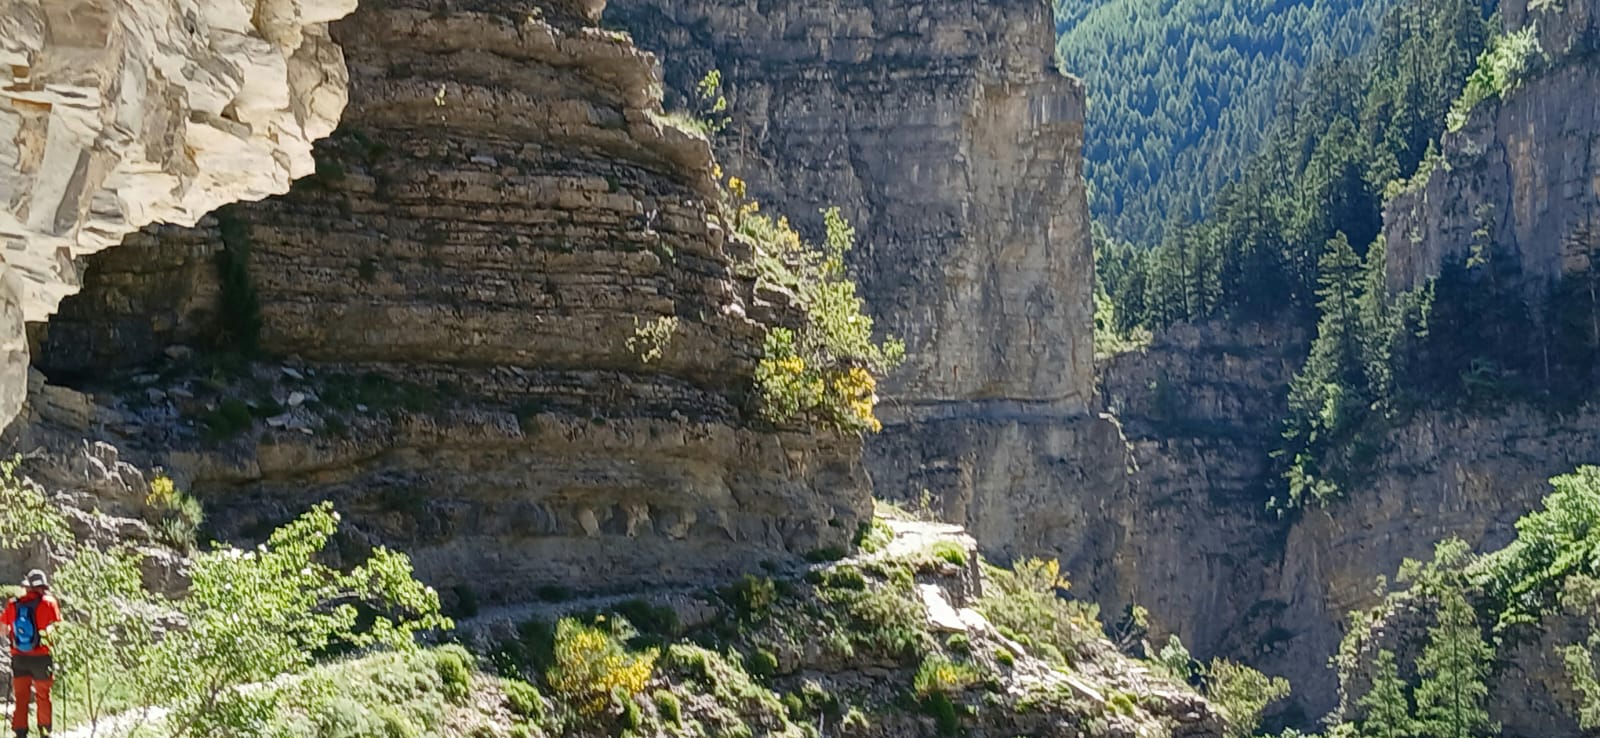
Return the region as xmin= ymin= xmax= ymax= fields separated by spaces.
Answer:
xmin=1089 ymin=320 xmax=1600 ymax=732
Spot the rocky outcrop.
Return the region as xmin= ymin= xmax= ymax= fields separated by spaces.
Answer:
xmin=0 ymin=0 xmax=356 ymax=424
xmin=604 ymin=0 xmax=1095 ymax=415
xmin=1383 ymin=0 xmax=1600 ymax=291
xmin=21 ymin=0 xmax=871 ymax=601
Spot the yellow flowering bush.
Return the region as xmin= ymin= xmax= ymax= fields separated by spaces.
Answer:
xmin=547 ymin=618 xmax=658 ymax=717
xmin=731 ymin=195 xmax=903 ymax=433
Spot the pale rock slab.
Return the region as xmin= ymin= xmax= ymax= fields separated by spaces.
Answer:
xmin=0 ymin=0 xmax=356 ymax=424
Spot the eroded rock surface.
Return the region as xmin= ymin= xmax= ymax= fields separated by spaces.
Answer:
xmin=23 ymin=0 xmax=871 ymax=601
xmin=0 ymin=0 xmax=355 ymax=424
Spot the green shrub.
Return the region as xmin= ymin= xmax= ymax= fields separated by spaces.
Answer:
xmin=725 ymin=575 xmax=778 ymax=623
xmin=144 ymin=476 xmax=205 ymax=550
xmin=621 ymin=695 xmax=644 ymax=730
xmin=748 ymin=648 xmax=779 ymax=678
xmin=930 ymin=541 xmax=968 ymax=567
xmin=978 ymin=558 xmax=1099 ymax=665
xmin=922 ymin=692 xmax=961 ymax=737
xmin=204 ymin=398 xmax=255 ymax=439
xmin=546 ymin=618 xmax=658 ymax=717
xmin=501 ymin=678 xmax=543 ymax=721
xmin=804 ymin=545 xmax=847 ymax=563
xmin=1448 ymin=26 xmax=1541 ymax=131
xmin=434 ymin=646 xmax=474 ymax=704
xmin=995 ymin=649 xmax=1015 ymax=667
xmin=810 ymin=565 xmax=867 ymax=591
xmin=782 ymin=692 xmax=806 ymax=719
xmin=653 ymin=689 xmax=682 ymax=726
xmin=612 ymin=599 xmax=679 ymax=643
xmin=913 ymin=653 xmax=981 ymax=698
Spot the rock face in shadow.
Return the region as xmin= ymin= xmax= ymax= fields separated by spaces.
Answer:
xmin=0 ymin=0 xmax=357 ymax=425
xmin=23 ymin=0 xmax=870 ymax=602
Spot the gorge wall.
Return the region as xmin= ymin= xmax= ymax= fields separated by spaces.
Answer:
xmin=1064 ymin=2 xmax=1600 ymax=730
xmin=600 ymin=2 xmax=1116 ymax=631
xmin=1094 ymin=323 xmax=1600 ymax=733
xmin=603 ymin=0 xmax=1095 ymax=416
xmin=17 ymin=0 xmax=871 ymax=604
xmin=0 ymin=0 xmax=356 ymax=424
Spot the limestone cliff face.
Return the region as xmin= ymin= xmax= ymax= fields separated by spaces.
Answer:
xmin=1042 ymin=321 xmax=1600 ymax=732
xmin=1384 ymin=0 xmax=1600 ymax=291
xmin=0 ymin=0 xmax=356 ymax=424
xmin=601 ymin=3 xmax=1103 ymax=639
xmin=23 ymin=0 xmax=871 ymax=602
xmin=604 ymin=0 xmax=1095 ymax=415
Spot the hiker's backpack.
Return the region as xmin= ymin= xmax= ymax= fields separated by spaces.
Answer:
xmin=12 ymin=599 xmax=38 ymax=652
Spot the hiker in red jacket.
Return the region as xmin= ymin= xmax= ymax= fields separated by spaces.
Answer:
xmin=2 ymin=571 xmax=59 ymax=738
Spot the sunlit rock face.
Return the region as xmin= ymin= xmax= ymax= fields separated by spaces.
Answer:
xmin=0 ymin=0 xmax=356 ymax=424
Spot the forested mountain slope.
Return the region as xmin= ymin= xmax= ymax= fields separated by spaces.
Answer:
xmin=1056 ymin=0 xmax=1397 ymax=246
xmin=1076 ymin=0 xmax=1600 ymax=731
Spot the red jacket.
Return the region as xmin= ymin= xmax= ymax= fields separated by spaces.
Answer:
xmin=1 ymin=593 xmax=59 ymax=656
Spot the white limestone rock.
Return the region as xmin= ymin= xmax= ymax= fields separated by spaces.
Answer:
xmin=0 ymin=0 xmax=356 ymax=424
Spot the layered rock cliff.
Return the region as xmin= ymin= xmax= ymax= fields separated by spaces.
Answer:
xmin=19 ymin=0 xmax=871 ymax=603
xmin=0 ymin=0 xmax=356 ymax=423
xmin=604 ymin=0 xmax=1095 ymax=416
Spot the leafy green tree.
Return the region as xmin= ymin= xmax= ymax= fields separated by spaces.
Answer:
xmin=1208 ymin=658 xmax=1292 ymax=738
xmin=1475 ymin=466 xmax=1600 ymax=632
xmin=1559 ymin=575 xmax=1600 ymax=729
xmin=1358 ymin=650 xmax=1414 ymax=738
xmin=0 ymin=467 xmax=449 ymax=738
xmin=1413 ymin=586 xmax=1495 ymax=738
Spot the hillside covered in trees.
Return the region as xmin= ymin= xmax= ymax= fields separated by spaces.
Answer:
xmin=1093 ymin=0 xmax=1600 ymax=506
xmin=1055 ymin=0 xmax=1398 ymax=246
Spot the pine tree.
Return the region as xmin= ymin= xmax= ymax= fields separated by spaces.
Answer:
xmin=1414 ymin=586 xmax=1495 ymax=738
xmin=1359 ymin=650 xmax=1414 ymax=738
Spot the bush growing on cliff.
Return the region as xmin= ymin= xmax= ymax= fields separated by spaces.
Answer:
xmin=1209 ymin=659 xmax=1291 ymax=738
xmin=546 ymin=617 xmax=658 ymax=718
xmin=745 ymin=204 xmax=905 ymax=433
xmin=1447 ymin=26 xmax=1543 ymax=131
xmin=978 ymin=558 xmax=1100 ymax=665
